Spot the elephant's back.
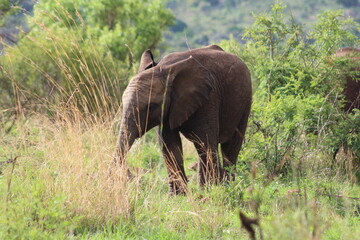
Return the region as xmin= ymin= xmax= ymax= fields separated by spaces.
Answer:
xmin=158 ymin=45 xmax=225 ymax=66
xmin=335 ymin=47 xmax=360 ymax=58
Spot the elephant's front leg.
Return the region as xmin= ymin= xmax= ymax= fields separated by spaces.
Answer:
xmin=161 ymin=127 xmax=188 ymax=195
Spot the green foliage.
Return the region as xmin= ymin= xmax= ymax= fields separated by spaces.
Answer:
xmin=0 ymin=0 xmax=174 ymax=118
xmin=311 ymin=10 xmax=359 ymax=53
xmin=34 ymin=0 xmax=174 ymax=61
xmin=165 ymin=0 xmax=360 ymax=53
xmin=0 ymin=153 xmax=80 ymax=239
xmin=1 ymin=186 xmax=78 ymax=239
xmin=132 ymin=129 xmax=163 ymax=169
xmin=220 ymin=3 xmax=360 ymax=181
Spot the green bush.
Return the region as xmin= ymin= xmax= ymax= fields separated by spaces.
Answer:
xmin=220 ymin=3 xmax=360 ymax=182
xmin=0 ymin=0 xmax=174 ymax=119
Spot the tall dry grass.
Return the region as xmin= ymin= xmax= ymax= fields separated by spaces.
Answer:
xmin=0 ymin=2 xmax=143 ymax=228
xmin=2 ymin=1 xmax=129 ymax=122
xmin=2 ymin=114 xmax=146 ymax=227
xmin=40 ymin=118 xmax=132 ymax=222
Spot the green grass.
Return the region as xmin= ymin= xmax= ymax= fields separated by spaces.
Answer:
xmin=0 ymin=116 xmax=359 ymax=239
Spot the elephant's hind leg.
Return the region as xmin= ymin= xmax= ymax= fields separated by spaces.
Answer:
xmin=161 ymin=127 xmax=188 ymax=195
xmin=194 ymin=140 xmax=222 ymax=186
xmin=221 ymin=125 xmax=247 ymax=180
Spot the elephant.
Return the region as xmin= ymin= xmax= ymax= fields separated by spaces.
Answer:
xmin=112 ymin=45 xmax=252 ymax=195
xmin=331 ymin=48 xmax=360 ymax=163
xmin=334 ymin=47 xmax=360 ymax=112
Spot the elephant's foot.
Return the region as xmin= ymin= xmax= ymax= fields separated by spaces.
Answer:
xmin=223 ymin=170 xmax=236 ymax=182
xmin=169 ymin=180 xmax=188 ymax=195
xmin=199 ymin=166 xmax=232 ymax=187
xmin=198 ymin=165 xmax=224 ymax=186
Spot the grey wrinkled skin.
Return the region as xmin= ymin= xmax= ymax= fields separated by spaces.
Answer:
xmin=113 ymin=45 xmax=252 ymax=195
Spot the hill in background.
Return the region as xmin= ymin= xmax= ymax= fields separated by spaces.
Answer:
xmin=162 ymin=0 xmax=360 ymax=53
xmin=0 ymin=0 xmax=34 ymax=46
xmin=1 ymin=0 xmax=359 ymax=56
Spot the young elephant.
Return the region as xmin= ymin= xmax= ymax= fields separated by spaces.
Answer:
xmin=113 ymin=45 xmax=252 ymax=195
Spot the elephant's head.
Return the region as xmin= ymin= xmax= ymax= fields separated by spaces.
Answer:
xmin=113 ymin=49 xmax=213 ymax=164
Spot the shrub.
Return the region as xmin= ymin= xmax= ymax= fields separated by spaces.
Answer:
xmin=220 ymin=3 xmax=360 ymax=182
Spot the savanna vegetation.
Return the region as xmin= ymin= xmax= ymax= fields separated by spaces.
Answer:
xmin=165 ymin=0 xmax=360 ymax=51
xmin=1 ymin=1 xmax=359 ymax=239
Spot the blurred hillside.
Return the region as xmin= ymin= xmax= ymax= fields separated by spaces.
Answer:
xmin=0 ymin=0 xmax=34 ymax=47
xmin=1 ymin=0 xmax=359 ymax=55
xmin=163 ymin=0 xmax=360 ymax=53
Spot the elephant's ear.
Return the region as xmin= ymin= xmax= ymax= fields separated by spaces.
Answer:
xmin=166 ymin=57 xmax=213 ymax=129
xmin=138 ymin=49 xmax=156 ymax=73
